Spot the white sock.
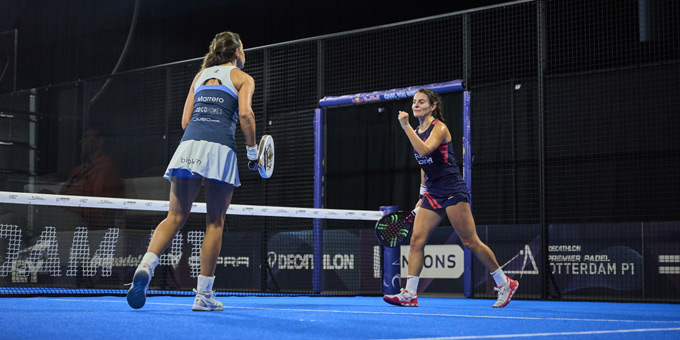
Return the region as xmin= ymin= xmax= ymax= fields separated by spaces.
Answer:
xmin=197 ymin=275 xmax=215 ymax=293
xmin=405 ymin=275 xmax=419 ymax=294
xmin=490 ymin=268 xmax=508 ymax=287
xmin=139 ymin=252 xmax=159 ymax=274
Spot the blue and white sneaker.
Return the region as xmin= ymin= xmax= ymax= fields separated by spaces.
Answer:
xmin=126 ymin=265 xmax=151 ymax=309
xmin=192 ymin=289 xmax=223 ymax=311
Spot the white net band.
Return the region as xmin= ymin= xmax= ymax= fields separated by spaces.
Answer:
xmin=0 ymin=191 xmax=384 ymax=221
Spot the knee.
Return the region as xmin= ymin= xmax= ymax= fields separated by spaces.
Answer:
xmin=166 ymin=211 xmax=189 ymax=226
xmin=459 ymin=236 xmax=478 ymax=250
xmin=409 ymin=235 xmax=427 ymax=252
xmin=205 ymin=218 xmax=225 ymax=230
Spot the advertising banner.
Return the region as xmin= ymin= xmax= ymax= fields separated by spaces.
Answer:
xmin=0 ymin=224 xmax=264 ymax=292
xmin=549 ymin=223 xmax=643 ymax=298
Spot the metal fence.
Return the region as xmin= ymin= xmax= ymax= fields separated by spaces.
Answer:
xmin=1 ymin=0 xmax=679 ymax=302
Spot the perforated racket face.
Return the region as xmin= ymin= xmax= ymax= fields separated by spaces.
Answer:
xmin=375 ymin=211 xmax=414 ymax=248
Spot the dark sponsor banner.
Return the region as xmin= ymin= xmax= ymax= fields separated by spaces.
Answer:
xmin=468 ymin=223 xmax=679 ymax=301
xmin=643 ymin=222 xmax=680 ymax=299
xmin=549 ymin=224 xmax=643 ymax=298
xmin=266 ymin=229 xmax=371 ymax=292
xmin=473 ymin=225 xmax=542 ymax=297
xmin=0 ymin=224 xmax=262 ymax=291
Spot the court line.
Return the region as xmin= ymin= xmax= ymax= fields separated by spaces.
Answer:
xmin=376 ymin=327 xmax=680 ymax=340
xmin=47 ymin=298 xmax=680 ymax=325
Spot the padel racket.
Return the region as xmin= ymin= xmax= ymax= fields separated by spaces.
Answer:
xmin=248 ymin=135 xmax=274 ymax=178
xmin=375 ymin=210 xmax=416 ymax=248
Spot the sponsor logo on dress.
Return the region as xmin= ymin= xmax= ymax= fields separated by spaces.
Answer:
xmin=193 ymin=107 xmax=223 ymax=116
xmin=181 ymin=157 xmax=202 ymax=166
xmin=416 ymin=154 xmax=434 ymax=165
xmin=195 ymin=96 xmax=224 ymax=103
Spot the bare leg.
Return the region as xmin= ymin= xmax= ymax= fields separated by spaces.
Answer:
xmin=407 ymin=208 xmax=444 ymax=276
xmin=147 ymin=176 xmax=202 ymax=255
xmin=200 ymin=179 xmax=234 ymax=277
xmin=446 ymin=202 xmax=500 ymax=272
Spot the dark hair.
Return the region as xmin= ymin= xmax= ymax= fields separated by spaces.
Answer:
xmin=201 ymin=31 xmax=241 ymax=70
xmin=415 ymin=88 xmax=445 ymax=123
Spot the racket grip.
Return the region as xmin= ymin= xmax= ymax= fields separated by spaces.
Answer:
xmin=406 ymin=210 xmax=417 ymax=223
xmin=248 ymin=160 xmax=259 ymax=170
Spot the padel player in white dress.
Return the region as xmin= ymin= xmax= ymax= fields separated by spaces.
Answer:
xmin=127 ymin=31 xmax=260 ymax=311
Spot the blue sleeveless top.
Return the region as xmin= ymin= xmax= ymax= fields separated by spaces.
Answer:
xmin=180 ymin=66 xmax=240 ymax=151
xmin=414 ymin=120 xmax=467 ymax=193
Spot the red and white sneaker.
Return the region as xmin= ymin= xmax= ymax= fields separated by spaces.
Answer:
xmin=383 ymin=288 xmax=418 ymax=307
xmin=493 ymin=278 xmax=518 ymax=308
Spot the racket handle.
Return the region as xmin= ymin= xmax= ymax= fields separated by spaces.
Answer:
xmin=248 ymin=160 xmax=259 ymax=170
xmin=406 ymin=209 xmax=417 ymax=224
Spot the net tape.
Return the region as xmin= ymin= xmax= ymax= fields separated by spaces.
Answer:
xmin=0 ymin=191 xmax=384 ymax=220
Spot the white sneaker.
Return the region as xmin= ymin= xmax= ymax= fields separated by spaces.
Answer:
xmin=127 ymin=265 xmax=151 ymax=309
xmin=192 ymin=289 xmax=223 ymax=311
xmin=493 ymin=278 xmax=519 ymax=308
xmin=383 ymin=288 xmax=418 ymax=307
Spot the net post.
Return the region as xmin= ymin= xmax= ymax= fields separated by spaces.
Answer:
xmin=313 ymin=108 xmax=325 ymax=293
xmin=379 ymin=205 xmax=400 ymax=295
xmin=463 ymin=90 xmax=473 ymax=298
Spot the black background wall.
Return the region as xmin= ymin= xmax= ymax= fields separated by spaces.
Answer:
xmin=326 ymin=93 xmax=463 ymax=211
xmin=0 ymin=0 xmax=512 ymax=91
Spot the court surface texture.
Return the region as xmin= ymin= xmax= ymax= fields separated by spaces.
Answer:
xmin=1 ymin=296 xmax=679 ymax=339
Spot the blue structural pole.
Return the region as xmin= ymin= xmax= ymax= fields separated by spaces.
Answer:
xmin=313 ymin=108 xmax=325 ymax=293
xmin=462 ymin=91 xmax=473 ymax=297
xmin=379 ymin=205 xmax=401 ymax=295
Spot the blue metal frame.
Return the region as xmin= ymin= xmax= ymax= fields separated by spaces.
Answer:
xmin=315 ymin=81 xmax=470 ymax=296
xmin=319 ymin=80 xmax=463 ymax=107
xmin=462 ymin=91 xmax=473 ymax=297
xmin=313 ymin=108 xmax=325 ymax=293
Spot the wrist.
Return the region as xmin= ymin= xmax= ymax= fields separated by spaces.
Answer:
xmin=401 ymin=124 xmax=411 ymax=130
xmin=246 ymin=144 xmax=258 ymax=161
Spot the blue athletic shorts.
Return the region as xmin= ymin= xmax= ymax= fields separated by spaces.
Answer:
xmin=169 ymin=168 xmax=203 ymax=180
xmin=420 ymin=191 xmax=470 ymax=211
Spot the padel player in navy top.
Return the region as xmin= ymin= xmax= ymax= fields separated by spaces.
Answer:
xmin=383 ymin=88 xmax=519 ymax=308
xmin=413 ymin=119 xmax=468 ymax=210
xmin=127 ymin=31 xmax=260 ymax=312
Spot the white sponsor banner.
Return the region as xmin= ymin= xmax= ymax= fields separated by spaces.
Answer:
xmin=399 ymin=245 xmax=464 ymax=279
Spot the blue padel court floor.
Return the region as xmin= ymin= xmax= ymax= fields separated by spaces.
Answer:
xmin=1 ymin=296 xmax=679 ymax=340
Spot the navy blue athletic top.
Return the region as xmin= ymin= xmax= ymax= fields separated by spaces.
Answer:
xmin=414 ymin=120 xmax=468 ymax=195
xmin=180 ymin=66 xmax=240 ymax=151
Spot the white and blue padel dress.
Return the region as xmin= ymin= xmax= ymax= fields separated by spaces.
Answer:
xmin=164 ymin=65 xmax=241 ymax=186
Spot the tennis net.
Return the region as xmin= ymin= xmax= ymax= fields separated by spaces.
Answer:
xmin=0 ymin=191 xmax=385 ymax=296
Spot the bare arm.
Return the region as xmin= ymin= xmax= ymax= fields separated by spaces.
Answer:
xmin=398 ymin=111 xmax=450 ymax=156
xmin=233 ymin=71 xmax=257 ymax=146
xmin=181 ymin=72 xmax=202 ymax=130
